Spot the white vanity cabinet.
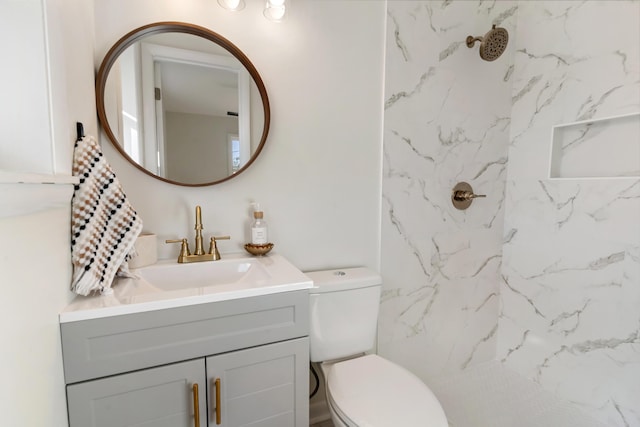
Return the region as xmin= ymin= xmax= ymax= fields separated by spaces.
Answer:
xmin=61 ymin=290 xmax=309 ymax=427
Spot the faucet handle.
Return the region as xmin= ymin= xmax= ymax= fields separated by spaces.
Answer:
xmin=166 ymin=238 xmax=191 ymax=262
xmin=208 ymin=236 xmax=231 ymax=261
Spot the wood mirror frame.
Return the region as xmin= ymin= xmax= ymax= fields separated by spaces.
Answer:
xmin=95 ymin=21 xmax=271 ymax=187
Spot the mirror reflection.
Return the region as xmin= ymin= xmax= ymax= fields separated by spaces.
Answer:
xmin=97 ymin=23 xmax=269 ymax=186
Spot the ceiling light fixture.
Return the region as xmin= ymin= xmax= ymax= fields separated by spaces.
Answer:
xmin=217 ymin=0 xmax=245 ymax=11
xmin=263 ymin=0 xmax=287 ymax=22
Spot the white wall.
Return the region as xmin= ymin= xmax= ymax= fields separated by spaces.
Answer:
xmin=0 ymin=0 xmax=54 ymax=173
xmin=0 ymin=0 xmax=97 ymax=175
xmin=45 ymin=0 xmax=99 ymax=170
xmin=0 ymin=200 xmax=74 ymax=427
xmin=0 ymin=0 xmax=96 ymax=425
xmin=93 ymin=0 xmax=386 ymax=272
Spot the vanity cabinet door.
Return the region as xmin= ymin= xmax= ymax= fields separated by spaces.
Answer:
xmin=67 ymin=359 xmax=207 ymax=427
xmin=206 ymin=337 xmax=309 ymax=427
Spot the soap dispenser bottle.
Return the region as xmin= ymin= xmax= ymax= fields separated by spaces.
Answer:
xmin=251 ymin=203 xmax=268 ymax=245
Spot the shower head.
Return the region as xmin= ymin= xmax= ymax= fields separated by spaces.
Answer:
xmin=466 ymin=24 xmax=509 ymax=61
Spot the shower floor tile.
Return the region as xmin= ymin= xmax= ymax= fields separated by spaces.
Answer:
xmin=428 ymin=361 xmax=607 ymax=427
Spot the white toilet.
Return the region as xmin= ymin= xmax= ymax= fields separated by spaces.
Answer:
xmin=306 ymin=267 xmax=448 ymax=427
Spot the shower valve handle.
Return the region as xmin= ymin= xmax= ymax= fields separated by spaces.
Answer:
xmin=453 ymin=190 xmax=486 ymax=201
xmin=451 ymin=182 xmax=486 ymax=210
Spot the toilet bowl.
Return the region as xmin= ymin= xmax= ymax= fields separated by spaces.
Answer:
xmin=306 ymin=268 xmax=448 ymax=427
xmin=321 ymin=355 xmax=448 ymax=427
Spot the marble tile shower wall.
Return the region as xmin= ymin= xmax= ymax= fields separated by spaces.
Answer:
xmin=379 ymin=1 xmax=517 ymax=379
xmin=498 ymin=2 xmax=640 ymax=427
xmin=381 ymin=1 xmax=639 ymax=426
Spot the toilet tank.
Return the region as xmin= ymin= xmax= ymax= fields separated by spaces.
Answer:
xmin=305 ymin=267 xmax=382 ymax=362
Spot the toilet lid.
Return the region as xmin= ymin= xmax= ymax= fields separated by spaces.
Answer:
xmin=326 ymin=355 xmax=448 ymax=427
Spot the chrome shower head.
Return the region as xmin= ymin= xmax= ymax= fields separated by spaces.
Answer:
xmin=466 ymin=24 xmax=509 ymax=61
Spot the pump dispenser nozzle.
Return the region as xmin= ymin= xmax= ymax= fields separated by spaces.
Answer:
xmin=251 ymin=202 xmax=263 ymax=218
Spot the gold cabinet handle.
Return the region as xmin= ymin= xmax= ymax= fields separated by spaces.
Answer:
xmin=214 ymin=378 xmax=222 ymax=425
xmin=192 ymin=383 xmax=200 ymax=427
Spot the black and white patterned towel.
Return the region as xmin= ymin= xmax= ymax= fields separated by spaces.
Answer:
xmin=70 ymin=135 xmax=143 ymax=296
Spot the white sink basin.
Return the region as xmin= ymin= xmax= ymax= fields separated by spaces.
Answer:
xmin=60 ymin=253 xmax=313 ymax=322
xmin=136 ymin=257 xmax=271 ymax=291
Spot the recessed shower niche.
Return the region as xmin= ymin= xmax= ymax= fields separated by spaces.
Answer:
xmin=549 ymin=112 xmax=640 ymax=179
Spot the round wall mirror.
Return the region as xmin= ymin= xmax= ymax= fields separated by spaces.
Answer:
xmin=96 ymin=22 xmax=270 ymax=186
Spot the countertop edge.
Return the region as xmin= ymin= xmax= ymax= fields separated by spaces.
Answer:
xmin=59 ymin=282 xmax=312 ymax=323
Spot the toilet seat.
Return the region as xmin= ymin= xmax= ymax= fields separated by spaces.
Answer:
xmin=324 ymin=354 xmax=448 ymax=427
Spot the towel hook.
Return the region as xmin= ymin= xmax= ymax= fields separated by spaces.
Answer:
xmin=76 ymin=122 xmax=85 ymax=142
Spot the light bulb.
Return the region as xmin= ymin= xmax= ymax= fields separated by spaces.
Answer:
xmin=264 ymin=0 xmax=287 ymax=22
xmin=218 ymin=0 xmax=245 ymax=11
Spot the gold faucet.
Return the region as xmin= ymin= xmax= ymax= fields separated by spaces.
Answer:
xmin=166 ymin=205 xmax=230 ymax=263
